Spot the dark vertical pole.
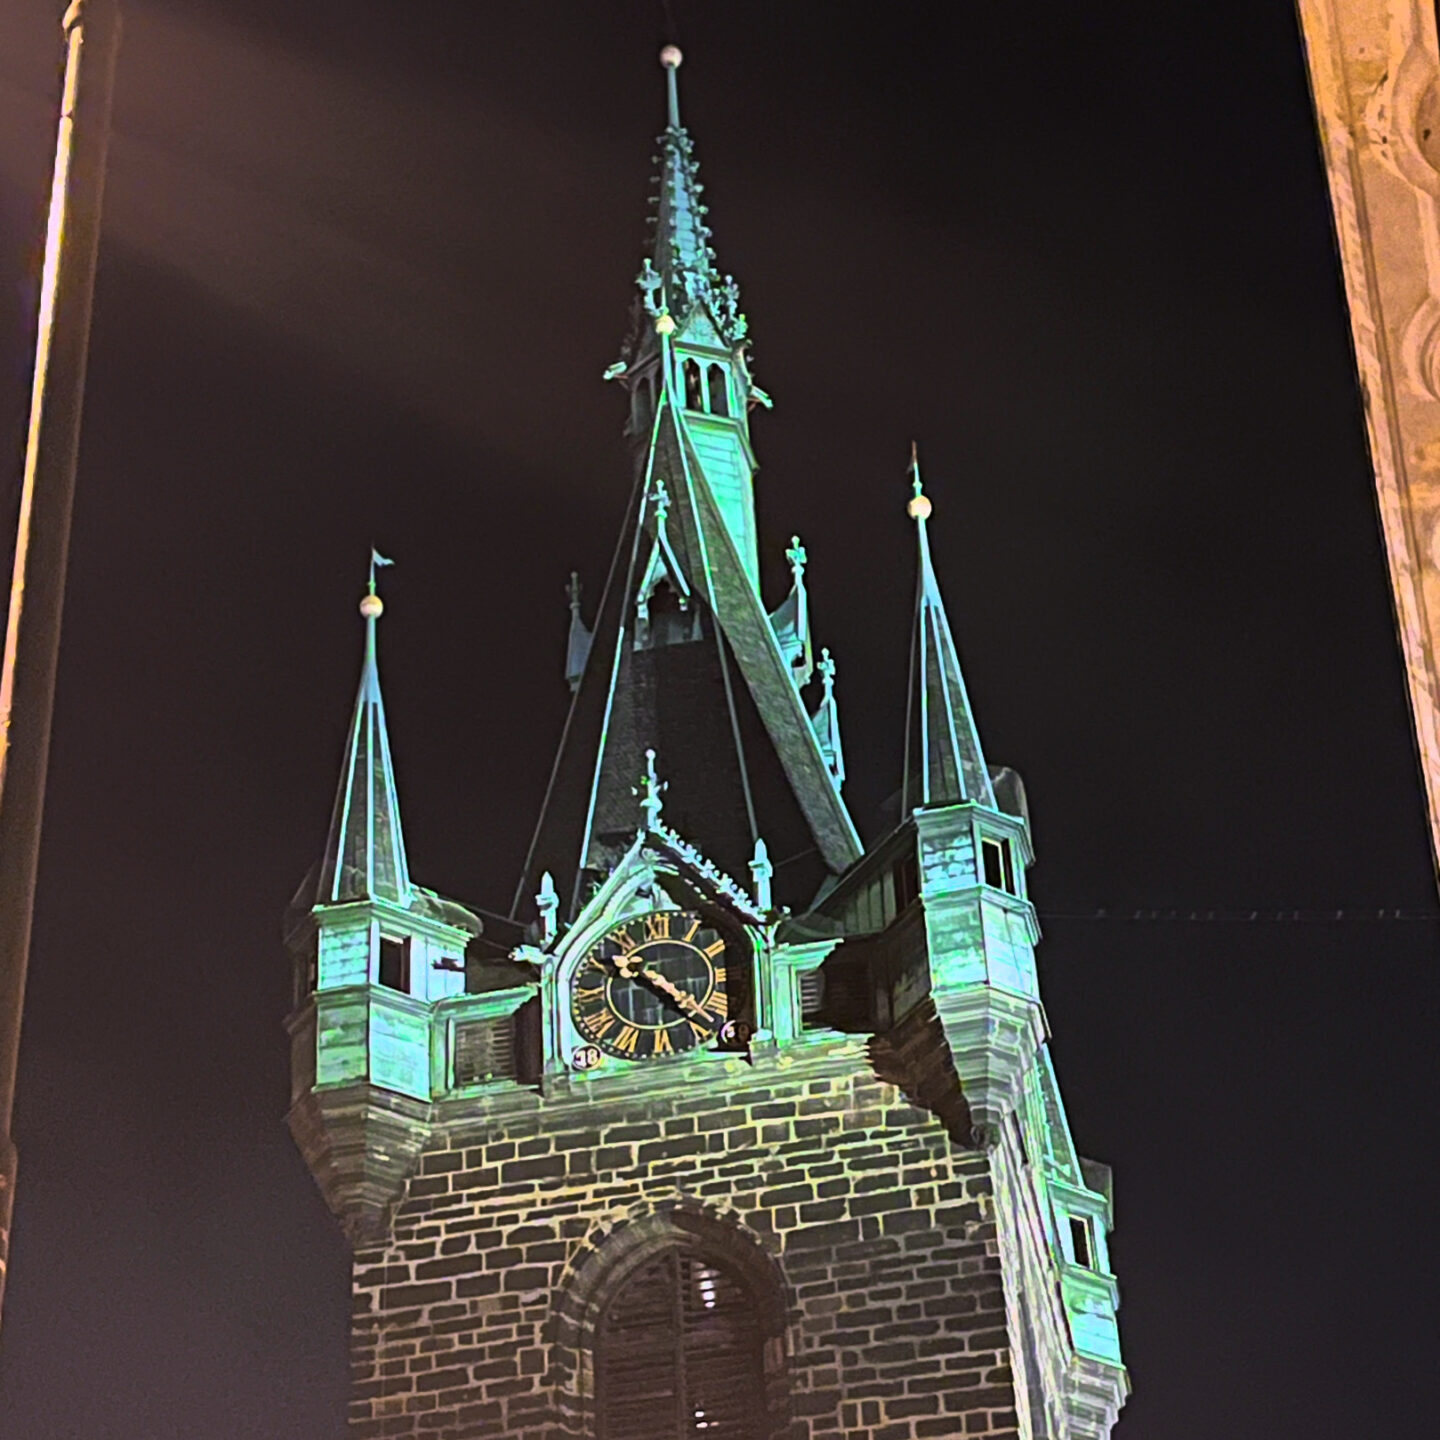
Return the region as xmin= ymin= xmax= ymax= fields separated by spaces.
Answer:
xmin=0 ymin=0 xmax=120 ymax=1332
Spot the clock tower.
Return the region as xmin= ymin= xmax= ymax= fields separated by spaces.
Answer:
xmin=285 ymin=47 xmax=1129 ymax=1440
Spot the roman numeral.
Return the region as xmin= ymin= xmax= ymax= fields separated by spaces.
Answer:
xmin=614 ymin=1025 xmax=640 ymax=1054
xmin=711 ymin=990 xmax=729 ymax=1017
xmin=704 ymin=938 xmax=725 ymax=959
xmin=574 ymin=985 xmax=605 ymax=1006
xmin=713 ymin=966 xmax=727 ymax=987
xmin=653 ymin=1027 xmax=673 ymax=1055
xmin=645 ymin=912 xmax=670 ymax=941
xmin=615 ymin=930 xmax=640 ymax=955
xmin=682 ymin=916 xmax=702 ymax=942
xmin=687 ymin=1019 xmax=709 ymax=1043
xmin=586 ymin=1011 xmax=618 ymax=1038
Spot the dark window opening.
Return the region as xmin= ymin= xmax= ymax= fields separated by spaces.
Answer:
xmin=645 ymin=581 xmax=695 ymax=649
xmin=378 ymin=935 xmax=410 ymax=993
xmin=814 ymin=951 xmax=873 ymax=1033
xmin=893 ymin=853 xmax=921 ymax=912
xmin=596 ymin=1247 xmax=765 ymax=1440
xmin=1011 ymin=1109 xmax=1029 ymax=1167
xmin=981 ymin=836 xmax=1015 ymax=893
xmin=706 ymin=363 xmax=730 ymax=417
xmin=633 ymin=371 xmax=657 ymax=431
xmin=1068 ymin=1216 xmax=1092 ymax=1269
xmin=294 ymin=944 xmax=317 ymax=1009
xmin=683 ymin=358 xmax=704 ymax=410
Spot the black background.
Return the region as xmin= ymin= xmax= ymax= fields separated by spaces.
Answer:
xmin=0 ymin=2 xmax=1435 ymax=1436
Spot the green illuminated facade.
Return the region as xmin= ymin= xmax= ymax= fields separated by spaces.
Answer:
xmin=286 ymin=48 xmax=1128 ymax=1440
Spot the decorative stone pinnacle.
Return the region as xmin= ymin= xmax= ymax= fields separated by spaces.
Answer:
xmin=635 ymin=747 xmax=668 ymax=831
xmin=637 ymin=257 xmax=663 ymax=315
xmin=567 ymin=571 xmax=583 ymax=616
xmin=786 ymin=535 xmax=807 ymax=583
xmin=819 ymin=647 xmax=837 ymax=699
xmin=536 ymin=870 xmax=558 ymax=944
xmin=749 ymin=836 xmax=773 ymax=912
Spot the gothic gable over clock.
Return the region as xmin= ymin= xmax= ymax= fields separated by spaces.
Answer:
xmin=284 ymin=45 xmax=1128 ymax=1440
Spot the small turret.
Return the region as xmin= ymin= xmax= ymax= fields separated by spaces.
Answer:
xmin=285 ymin=556 xmax=484 ymax=1242
xmin=896 ymin=461 xmax=1044 ymax=1143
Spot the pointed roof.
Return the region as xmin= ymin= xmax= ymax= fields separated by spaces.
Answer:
xmin=642 ymin=48 xmax=748 ymax=347
xmin=902 ymin=451 xmax=995 ymax=813
xmin=516 ymin=394 xmax=862 ymax=919
xmin=317 ymin=558 xmax=411 ymax=905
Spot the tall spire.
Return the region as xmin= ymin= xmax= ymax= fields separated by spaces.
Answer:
xmin=317 ymin=553 xmax=411 ymax=905
xmin=902 ymin=450 xmax=995 ymax=813
xmin=643 ymin=47 xmax=748 ymax=346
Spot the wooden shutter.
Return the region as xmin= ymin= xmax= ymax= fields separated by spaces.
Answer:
xmin=452 ymin=1016 xmax=515 ymax=1086
xmin=596 ymin=1248 xmax=765 ymax=1439
xmin=799 ymin=969 xmax=825 ymax=1028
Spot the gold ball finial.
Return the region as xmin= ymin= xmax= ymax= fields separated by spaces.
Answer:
xmin=654 ymin=311 xmax=676 ymax=336
xmin=359 ymin=593 xmax=384 ymax=619
xmin=660 ymin=45 xmax=683 ymax=70
xmin=907 ymin=492 xmax=933 ymax=521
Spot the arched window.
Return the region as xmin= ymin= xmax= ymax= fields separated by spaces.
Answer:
xmin=596 ymin=1246 xmax=764 ymax=1439
xmin=683 ymin=358 xmax=705 ymax=410
xmin=706 ymin=363 xmax=730 ymax=417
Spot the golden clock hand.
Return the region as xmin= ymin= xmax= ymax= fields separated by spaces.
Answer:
xmin=609 ymin=952 xmax=713 ymax=1024
xmin=644 ymin=969 xmax=714 ymax=1023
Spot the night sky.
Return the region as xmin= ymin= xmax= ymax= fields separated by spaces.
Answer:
xmin=0 ymin=1 xmax=1435 ymax=1436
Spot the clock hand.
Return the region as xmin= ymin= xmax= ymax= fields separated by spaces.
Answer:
xmin=610 ymin=953 xmax=714 ymax=1024
xmin=644 ymin=969 xmax=714 ymax=1023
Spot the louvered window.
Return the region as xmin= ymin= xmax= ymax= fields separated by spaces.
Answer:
xmin=798 ymin=970 xmax=825 ymax=1030
xmin=596 ymin=1248 xmax=765 ymax=1439
xmin=452 ymin=1016 xmax=516 ymax=1086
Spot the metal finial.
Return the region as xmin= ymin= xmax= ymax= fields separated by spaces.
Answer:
xmin=906 ymin=444 xmax=932 ymax=521
xmin=567 ymin=571 xmax=583 ymax=616
xmin=660 ymin=46 xmax=683 ymax=129
xmin=361 ymin=549 xmax=393 ymax=618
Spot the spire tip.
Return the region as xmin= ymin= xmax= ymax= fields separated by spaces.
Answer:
xmin=359 ymin=593 xmax=384 ymax=619
xmin=660 ymin=46 xmax=683 ymax=128
xmin=906 ymin=442 xmax=931 ymax=520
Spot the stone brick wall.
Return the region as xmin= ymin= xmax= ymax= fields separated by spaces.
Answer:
xmin=347 ymin=1038 xmax=1024 ymax=1440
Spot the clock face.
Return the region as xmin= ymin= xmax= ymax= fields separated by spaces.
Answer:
xmin=570 ymin=909 xmax=729 ymax=1061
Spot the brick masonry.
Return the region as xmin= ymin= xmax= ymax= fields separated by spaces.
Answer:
xmin=347 ymin=1036 xmax=1024 ymax=1440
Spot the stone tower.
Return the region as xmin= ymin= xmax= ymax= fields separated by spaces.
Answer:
xmin=285 ymin=48 xmax=1129 ymax=1440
